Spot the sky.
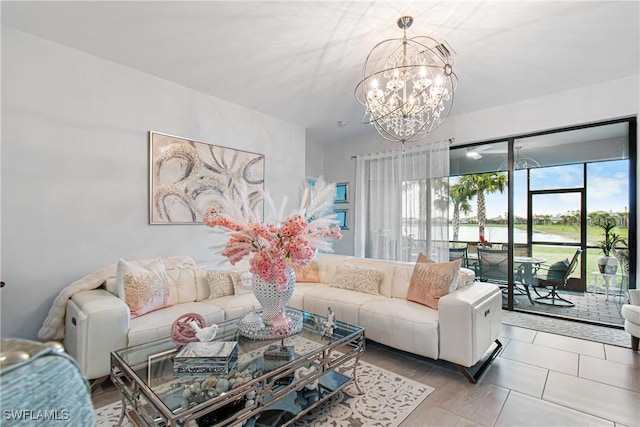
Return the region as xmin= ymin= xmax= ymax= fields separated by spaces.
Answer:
xmin=451 ymin=159 xmax=629 ymax=219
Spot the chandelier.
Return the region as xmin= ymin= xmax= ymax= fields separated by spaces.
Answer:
xmin=498 ymin=146 xmax=541 ymax=170
xmin=355 ymin=16 xmax=457 ymax=144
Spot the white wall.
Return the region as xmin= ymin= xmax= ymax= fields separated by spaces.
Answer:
xmin=304 ymin=138 xmax=324 ymax=179
xmin=0 ymin=28 xmax=306 ymax=339
xmin=320 ymin=75 xmax=639 ymax=258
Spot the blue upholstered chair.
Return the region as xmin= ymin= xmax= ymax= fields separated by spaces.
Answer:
xmin=0 ymin=339 xmax=95 ymax=425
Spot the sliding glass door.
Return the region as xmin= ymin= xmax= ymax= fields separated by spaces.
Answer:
xmin=448 ymin=118 xmax=635 ymax=326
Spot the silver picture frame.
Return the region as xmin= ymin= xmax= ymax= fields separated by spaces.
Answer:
xmin=149 ymin=131 xmax=265 ymax=224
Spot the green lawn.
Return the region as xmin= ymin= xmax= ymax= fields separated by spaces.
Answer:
xmin=456 ymin=223 xmax=628 ymax=281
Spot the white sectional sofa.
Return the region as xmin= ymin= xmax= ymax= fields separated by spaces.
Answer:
xmin=63 ymin=253 xmax=502 ymax=383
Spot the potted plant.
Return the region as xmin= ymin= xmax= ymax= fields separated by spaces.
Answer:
xmin=594 ymin=216 xmax=620 ymax=275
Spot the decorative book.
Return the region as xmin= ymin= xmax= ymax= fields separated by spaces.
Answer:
xmin=174 ymin=341 xmax=238 ymax=376
xmin=262 ymin=344 xmax=295 ymax=373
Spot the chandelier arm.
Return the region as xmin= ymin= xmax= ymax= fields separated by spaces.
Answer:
xmin=357 ymin=71 xmax=457 ymax=124
xmin=354 ymin=65 xmax=453 ymax=108
xmin=358 ymin=82 xmax=438 ymax=124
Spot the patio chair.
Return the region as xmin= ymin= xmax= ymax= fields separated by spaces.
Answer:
xmin=449 ymin=247 xmax=468 ymax=268
xmin=466 ymin=243 xmax=479 ymax=273
xmin=533 ymin=249 xmax=582 ymax=307
xmin=478 ymin=248 xmax=534 ymax=304
xmin=502 ymin=243 xmax=539 ymax=284
xmin=501 ymin=243 xmax=531 ymax=256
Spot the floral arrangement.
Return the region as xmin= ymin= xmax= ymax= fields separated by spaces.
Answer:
xmin=203 ymin=178 xmax=342 ymax=290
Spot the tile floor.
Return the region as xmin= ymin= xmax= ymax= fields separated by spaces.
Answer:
xmin=394 ymin=325 xmax=640 ymax=427
xmin=92 ymin=324 xmax=640 ymax=426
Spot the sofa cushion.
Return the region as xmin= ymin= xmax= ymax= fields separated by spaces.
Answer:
xmin=316 ymin=254 xmax=353 ymax=283
xmin=128 ymin=302 xmax=224 ymax=346
xmin=195 ymin=267 xmax=211 ymax=302
xmin=359 ymin=299 xmax=440 ymax=360
xmin=293 ymin=262 xmax=320 ymax=282
xmin=206 ymin=271 xmax=235 ymax=299
xmin=289 ymin=282 xmax=329 ymax=310
xmin=546 ymin=259 xmax=570 ymax=281
xmin=206 ymin=293 xmax=260 ymax=320
xmin=407 ymin=259 xmax=461 ymax=309
xmin=390 ymin=254 xmax=436 ymax=300
xmin=303 ymin=287 xmax=385 ymax=326
xmin=166 ymin=263 xmax=198 ymax=304
xmin=117 ymin=258 xmax=173 ymax=318
xmin=390 ymin=262 xmax=418 ymax=299
xmin=330 ymin=264 xmax=382 ymax=295
xmin=105 ymin=277 xmax=118 ymax=296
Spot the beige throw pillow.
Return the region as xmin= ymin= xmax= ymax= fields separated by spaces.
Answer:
xmin=416 ymin=252 xmax=435 ymax=264
xmin=206 ymin=271 xmax=235 ymax=299
xmin=293 ymin=262 xmax=320 ymax=282
xmin=330 ymin=264 xmax=382 ymax=295
xmin=116 ymin=258 xmax=172 ymax=318
xmin=407 ymin=259 xmax=461 ymax=309
xmin=231 ymin=271 xmax=254 ymax=295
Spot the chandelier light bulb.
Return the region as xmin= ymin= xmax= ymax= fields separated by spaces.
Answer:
xmin=355 ymin=16 xmax=458 ymax=143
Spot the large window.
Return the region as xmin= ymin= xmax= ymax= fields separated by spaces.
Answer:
xmin=448 ymin=118 xmax=635 ymax=325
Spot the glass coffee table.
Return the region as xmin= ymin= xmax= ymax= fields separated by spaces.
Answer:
xmin=110 ymin=308 xmax=365 ymax=426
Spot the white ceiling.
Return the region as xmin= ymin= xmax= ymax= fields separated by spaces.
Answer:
xmin=2 ymin=1 xmax=639 ymax=145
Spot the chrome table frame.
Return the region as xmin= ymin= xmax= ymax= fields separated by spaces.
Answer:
xmin=110 ymin=308 xmax=365 ymax=427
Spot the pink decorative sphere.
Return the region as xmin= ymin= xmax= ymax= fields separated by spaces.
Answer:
xmin=171 ymin=313 xmax=206 ymax=345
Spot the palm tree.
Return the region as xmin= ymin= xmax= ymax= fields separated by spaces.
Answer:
xmin=449 ymin=183 xmax=473 ymax=241
xmin=457 ymin=172 xmax=507 ymax=239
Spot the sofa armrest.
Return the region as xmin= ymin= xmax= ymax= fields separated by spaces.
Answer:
xmin=63 ymin=289 xmax=130 ymax=380
xmin=438 ymin=282 xmax=502 ymax=367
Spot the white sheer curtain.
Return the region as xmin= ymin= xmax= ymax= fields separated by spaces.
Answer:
xmin=354 ymin=140 xmax=450 ymax=262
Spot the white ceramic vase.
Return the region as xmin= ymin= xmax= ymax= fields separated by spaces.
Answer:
xmin=597 ymin=255 xmax=618 ymax=275
xmin=252 ymin=267 xmax=296 ymax=326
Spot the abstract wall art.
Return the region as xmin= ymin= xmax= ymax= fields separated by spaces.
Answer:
xmin=149 ymin=131 xmax=265 ymax=224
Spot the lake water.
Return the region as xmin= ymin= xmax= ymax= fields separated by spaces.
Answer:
xmin=411 ymin=225 xmax=576 ymax=243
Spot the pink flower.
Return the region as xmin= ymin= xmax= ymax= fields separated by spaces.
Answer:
xmin=204 ymin=202 xmax=342 ymax=286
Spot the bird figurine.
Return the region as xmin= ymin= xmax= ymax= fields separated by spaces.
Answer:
xmin=189 ymin=321 xmax=219 ymax=342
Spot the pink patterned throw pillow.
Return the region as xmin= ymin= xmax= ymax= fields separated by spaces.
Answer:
xmin=116 ymin=258 xmax=173 ymax=318
xmin=407 ymin=258 xmax=461 ymax=309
